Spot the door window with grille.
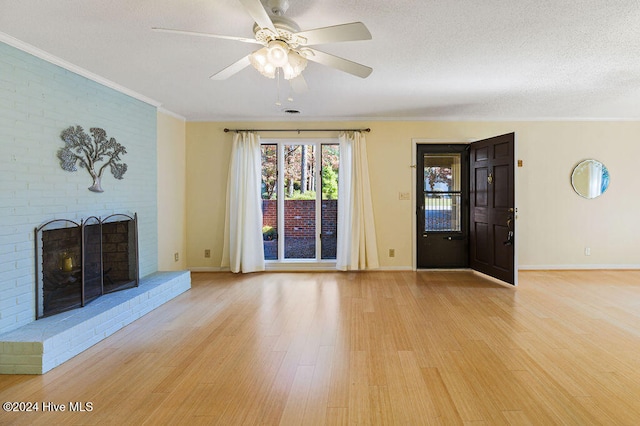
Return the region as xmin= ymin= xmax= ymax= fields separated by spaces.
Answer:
xmin=423 ymin=154 xmax=462 ymax=232
xmin=417 ymin=145 xmax=469 ymax=269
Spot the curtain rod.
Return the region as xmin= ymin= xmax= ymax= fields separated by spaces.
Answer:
xmin=223 ymin=128 xmax=371 ymax=133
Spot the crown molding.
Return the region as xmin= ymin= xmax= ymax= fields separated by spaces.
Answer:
xmin=1 ymin=32 xmax=162 ymax=108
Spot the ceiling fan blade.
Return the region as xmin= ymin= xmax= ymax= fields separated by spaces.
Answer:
xmin=295 ymin=22 xmax=372 ymax=46
xmin=210 ymin=55 xmax=252 ymax=80
xmin=304 ymin=48 xmax=372 ymax=79
xmin=239 ymin=0 xmax=278 ymax=35
xmin=152 ymin=27 xmax=259 ymax=44
xmin=289 ymin=74 xmax=308 ymax=94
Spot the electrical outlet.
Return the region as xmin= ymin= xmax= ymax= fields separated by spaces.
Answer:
xmin=389 ymin=248 xmax=395 ymax=257
xmin=174 ymin=252 xmax=179 ymax=262
xmin=204 ymin=249 xmax=211 ymax=258
xmin=398 ymin=192 xmax=410 ymax=200
xmin=585 ymin=247 xmax=591 ymax=256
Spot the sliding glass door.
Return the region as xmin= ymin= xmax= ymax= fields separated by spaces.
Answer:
xmin=261 ymin=139 xmax=339 ymax=263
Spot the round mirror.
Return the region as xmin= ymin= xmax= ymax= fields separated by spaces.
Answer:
xmin=571 ymin=159 xmax=609 ymax=199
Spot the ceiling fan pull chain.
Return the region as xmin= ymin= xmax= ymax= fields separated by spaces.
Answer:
xmin=275 ymin=68 xmax=282 ymax=106
xmin=287 ymin=83 xmax=294 ymax=102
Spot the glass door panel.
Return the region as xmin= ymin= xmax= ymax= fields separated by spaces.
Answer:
xmin=321 ymin=144 xmax=339 ymax=259
xmin=261 ymin=144 xmax=278 ymax=260
xmin=283 ymin=144 xmax=316 ymax=259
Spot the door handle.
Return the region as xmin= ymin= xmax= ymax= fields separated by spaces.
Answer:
xmin=504 ymin=213 xmax=514 ymax=245
xmin=504 ymin=231 xmax=514 ymax=246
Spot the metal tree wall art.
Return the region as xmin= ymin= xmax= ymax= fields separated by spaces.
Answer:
xmin=57 ymin=126 xmax=128 ymax=193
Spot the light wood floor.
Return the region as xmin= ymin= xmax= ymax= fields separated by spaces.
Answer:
xmin=2 ymin=270 xmax=640 ymax=425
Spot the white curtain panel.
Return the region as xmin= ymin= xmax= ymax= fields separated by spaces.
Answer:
xmin=221 ymin=131 xmax=265 ymax=273
xmin=336 ymin=131 xmax=380 ymax=270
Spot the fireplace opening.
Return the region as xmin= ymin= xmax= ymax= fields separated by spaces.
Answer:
xmin=100 ymin=215 xmax=138 ymax=293
xmin=35 ymin=213 xmax=139 ymax=319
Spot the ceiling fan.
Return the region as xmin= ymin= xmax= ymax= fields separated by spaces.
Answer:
xmin=152 ymin=0 xmax=372 ymax=86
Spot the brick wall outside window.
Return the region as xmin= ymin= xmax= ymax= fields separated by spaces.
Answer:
xmin=262 ymin=199 xmax=337 ymax=238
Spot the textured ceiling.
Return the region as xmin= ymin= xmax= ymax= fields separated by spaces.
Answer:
xmin=1 ymin=0 xmax=639 ymax=121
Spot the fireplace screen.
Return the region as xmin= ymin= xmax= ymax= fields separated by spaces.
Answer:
xmin=83 ymin=216 xmax=103 ymax=306
xmin=37 ymin=219 xmax=83 ymax=318
xmin=100 ymin=215 xmax=138 ymax=294
xmin=35 ymin=213 xmax=139 ymax=319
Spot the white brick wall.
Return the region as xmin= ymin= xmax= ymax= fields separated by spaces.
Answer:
xmin=0 ymin=41 xmax=158 ymax=334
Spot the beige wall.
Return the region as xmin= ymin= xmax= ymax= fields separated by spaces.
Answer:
xmin=185 ymin=122 xmax=232 ymax=269
xmin=157 ymin=111 xmax=187 ymax=270
xmin=185 ymin=120 xmax=640 ymax=270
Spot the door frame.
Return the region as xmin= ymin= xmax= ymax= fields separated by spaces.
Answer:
xmin=411 ymin=137 xmax=519 ymax=285
xmin=261 ymin=137 xmax=339 ymax=271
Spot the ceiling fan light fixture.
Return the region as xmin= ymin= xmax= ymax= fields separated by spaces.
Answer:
xmin=251 ymin=47 xmax=268 ymax=66
xmin=266 ymin=40 xmax=289 ymax=67
xmin=249 ymin=41 xmax=307 ymax=80
xmin=282 ymin=51 xmax=307 ymax=80
xmin=250 ymin=47 xmax=275 ymax=78
xmin=263 ymin=63 xmax=276 ymax=77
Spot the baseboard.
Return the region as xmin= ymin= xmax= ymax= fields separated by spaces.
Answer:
xmin=189 ymin=265 xmax=640 ymax=273
xmin=188 ymin=265 xmax=415 ymax=272
xmin=189 ymin=266 xmax=225 ymax=272
xmin=519 ymin=264 xmax=640 ymax=270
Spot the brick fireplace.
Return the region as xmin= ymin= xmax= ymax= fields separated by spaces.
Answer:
xmin=1 ymin=209 xmax=190 ymax=375
xmin=35 ymin=213 xmax=139 ymax=319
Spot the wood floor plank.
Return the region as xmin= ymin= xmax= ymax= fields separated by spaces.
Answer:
xmin=299 ymin=345 xmax=334 ymax=425
xmin=278 ymin=365 xmax=315 ymax=425
xmin=2 ymin=270 xmax=640 ymax=425
xmin=420 ymin=367 xmax=463 ymax=424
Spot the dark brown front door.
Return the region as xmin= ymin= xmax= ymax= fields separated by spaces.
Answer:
xmin=469 ymin=133 xmax=516 ymax=285
xmin=416 ymin=144 xmax=469 ymax=268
